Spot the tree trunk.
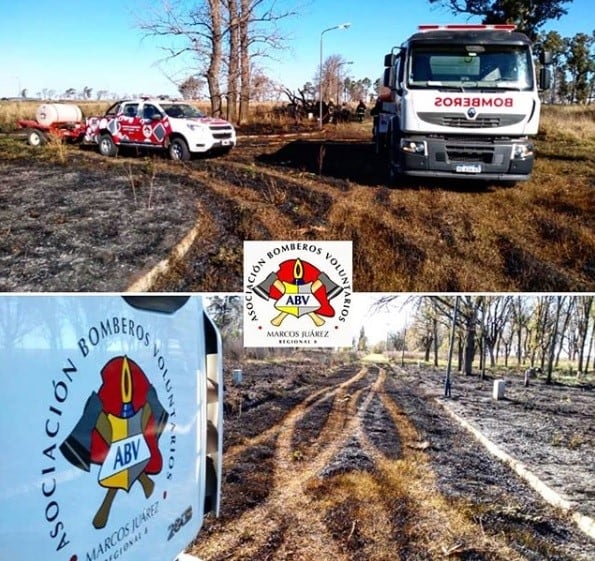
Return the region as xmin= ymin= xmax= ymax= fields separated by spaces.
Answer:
xmin=206 ymin=0 xmax=223 ymax=116
xmin=546 ymin=296 xmax=564 ymax=384
xmin=463 ymin=316 xmax=476 ymax=376
xmin=238 ymin=0 xmax=251 ymax=124
xmin=432 ymin=317 xmax=439 ymax=366
xmin=226 ymin=0 xmax=239 ymax=122
xmin=577 ymin=296 xmax=593 ymax=373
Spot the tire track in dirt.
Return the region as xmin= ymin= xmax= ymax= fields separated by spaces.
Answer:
xmin=193 ymin=365 xmax=443 ymax=561
xmin=194 ymin=365 xmax=371 ymax=560
xmin=194 ymin=363 xmax=549 ymax=561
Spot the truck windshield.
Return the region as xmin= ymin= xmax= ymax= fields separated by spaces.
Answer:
xmin=162 ymin=103 xmax=205 ymax=119
xmin=408 ymin=44 xmax=533 ymax=90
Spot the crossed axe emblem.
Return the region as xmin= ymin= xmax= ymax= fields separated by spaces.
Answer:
xmin=253 ymin=260 xmax=343 ymax=326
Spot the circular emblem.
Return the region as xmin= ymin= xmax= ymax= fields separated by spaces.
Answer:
xmin=467 ymin=107 xmax=477 ymax=119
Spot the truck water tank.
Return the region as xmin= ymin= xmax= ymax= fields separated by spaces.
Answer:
xmin=35 ymin=103 xmax=83 ymax=125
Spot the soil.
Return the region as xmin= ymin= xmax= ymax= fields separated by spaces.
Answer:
xmin=1 ymin=123 xmax=593 ymax=292
xmin=190 ymin=356 xmax=595 ymax=561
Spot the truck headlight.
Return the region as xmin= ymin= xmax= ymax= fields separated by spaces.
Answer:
xmin=400 ymin=139 xmax=427 ymax=155
xmin=186 ymin=123 xmax=202 ymax=132
xmin=511 ymin=143 xmax=534 ymax=159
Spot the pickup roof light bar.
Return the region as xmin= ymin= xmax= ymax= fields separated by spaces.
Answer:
xmin=418 ymin=24 xmax=517 ymax=31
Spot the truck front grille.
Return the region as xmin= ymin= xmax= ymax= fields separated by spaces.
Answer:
xmin=210 ymin=125 xmax=234 ymax=139
xmin=418 ymin=112 xmax=525 ymax=128
xmin=445 ymin=144 xmax=495 ymax=163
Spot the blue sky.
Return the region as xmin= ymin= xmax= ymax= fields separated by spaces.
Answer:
xmin=2 ymin=0 xmax=592 ymax=99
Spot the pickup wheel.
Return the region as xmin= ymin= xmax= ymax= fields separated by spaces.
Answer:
xmin=98 ymin=134 xmax=117 ymax=157
xmin=169 ymin=137 xmax=190 ymax=161
xmin=27 ymin=128 xmax=47 ymax=147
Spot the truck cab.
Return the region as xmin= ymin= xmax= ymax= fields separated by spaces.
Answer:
xmin=0 ymin=295 xmax=223 ymax=561
xmin=380 ymin=24 xmax=551 ymax=183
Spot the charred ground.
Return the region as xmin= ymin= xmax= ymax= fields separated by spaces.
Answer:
xmin=191 ymin=355 xmax=595 ymax=561
xmin=1 ymin=121 xmax=593 ymax=292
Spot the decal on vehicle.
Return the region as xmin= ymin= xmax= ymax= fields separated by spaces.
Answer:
xmin=60 ymin=356 xmax=168 ymax=529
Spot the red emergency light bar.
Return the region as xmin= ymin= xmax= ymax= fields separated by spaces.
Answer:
xmin=418 ymin=24 xmax=517 ymax=31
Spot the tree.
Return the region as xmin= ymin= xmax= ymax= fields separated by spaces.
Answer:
xmin=179 ymin=75 xmax=204 ymax=99
xmin=357 ymin=326 xmax=368 ymax=352
xmin=574 ymin=295 xmax=593 ymax=374
xmin=226 ymin=0 xmax=240 ymax=121
xmin=427 ymin=0 xmax=572 ymax=40
xmin=207 ymin=295 xmax=242 ymax=337
xmin=565 ymin=32 xmax=595 ymax=103
xmin=250 ymin=68 xmax=278 ymax=101
xmin=140 ymin=0 xmax=297 ymax=122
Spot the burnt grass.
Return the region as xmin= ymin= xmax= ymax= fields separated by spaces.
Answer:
xmin=1 ymin=124 xmax=593 ymax=292
xmin=208 ymin=357 xmax=595 ymax=560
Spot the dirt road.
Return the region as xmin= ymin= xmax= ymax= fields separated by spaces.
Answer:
xmin=191 ymin=358 xmax=595 ymax=561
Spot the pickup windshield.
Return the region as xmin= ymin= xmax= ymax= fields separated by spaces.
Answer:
xmin=162 ymin=103 xmax=205 ymax=119
xmin=408 ymin=44 xmax=534 ymax=91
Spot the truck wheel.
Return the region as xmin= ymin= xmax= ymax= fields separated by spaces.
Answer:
xmin=98 ymin=134 xmax=117 ymax=157
xmin=169 ymin=138 xmax=190 ymax=161
xmin=27 ymin=129 xmax=47 ymax=147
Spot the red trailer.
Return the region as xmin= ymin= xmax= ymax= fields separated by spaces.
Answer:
xmin=17 ymin=118 xmax=87 ymax=146
xmin=18 ymin=103 xmax=86 ymax=146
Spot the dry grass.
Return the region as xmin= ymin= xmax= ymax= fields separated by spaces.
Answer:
xmin=539 ymin=104 xmax=595 ymax=142
xmin=0 ymin=102 xmax=592 ymax=292
xmin=193 ymin=363 xmax=567 ymax=561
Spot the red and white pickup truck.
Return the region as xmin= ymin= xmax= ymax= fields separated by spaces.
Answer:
xmin=84 ymin=98 xmax=236 ymax=160
xmin=19 ymin=99 xmax=236 ymax=161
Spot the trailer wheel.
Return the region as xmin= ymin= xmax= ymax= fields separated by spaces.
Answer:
xmin=27 ymin=129 xmax=47 ymax=147
xmin=169 ymin=137 xmax=190 ymax=161
xmin=98 ymin=134 xmax=117 ymax=157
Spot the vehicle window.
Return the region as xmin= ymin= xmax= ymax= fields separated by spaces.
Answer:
xmin=143 ymin=104 xmax=162 ymax=120
xmin=409 ymin=45 xmax=533 ymax=89
xmin=123 ymin=103 xmax=139 ymax=118
xmin=162 ymin=103 xmax=204 ymax=119
xmin=105 ymin=103 xmax=121 ymax=117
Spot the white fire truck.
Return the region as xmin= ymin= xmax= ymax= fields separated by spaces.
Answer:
xmin=0 ymin=295 xmax=222 ymax=561
xmin=375 ymin=24 xmax=552 ymax=183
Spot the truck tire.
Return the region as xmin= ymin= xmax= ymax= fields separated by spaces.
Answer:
xmin=169 ymin=137 xmax=190 ymax=161
xmin=98 ymin=134 xmax=117 ymax=157
xmin=27 ymin=128 xmax=47 ymax=147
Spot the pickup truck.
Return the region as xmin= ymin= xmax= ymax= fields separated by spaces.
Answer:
xmin=85 ymin=98 xmax=236 ymax=160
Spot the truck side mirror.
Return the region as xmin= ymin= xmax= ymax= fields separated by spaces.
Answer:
xmin=539 ymin=67 xmax=552 ymax=90
xmin=540 ymin=50 xmax=553 ymax=65
xmin=384 ymin=53 xmax=396 ymax=67
xmin=383 ymin=67 xmax=393 ymax=88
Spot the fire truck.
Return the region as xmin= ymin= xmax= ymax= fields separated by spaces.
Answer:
xmin=376 ymin=24 xmax=552 ymax=183
xmin=0 ymin=295 xmax=222 ymax=561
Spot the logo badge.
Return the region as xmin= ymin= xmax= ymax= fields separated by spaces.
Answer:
xmin=60 ymin=356 xmax=168 ymax=529
xmin=244 ymin=241 xmax=353 ymax=347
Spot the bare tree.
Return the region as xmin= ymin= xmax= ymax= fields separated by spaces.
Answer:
xmin=225 ymin=0 xmax=240 ymax=121
xmin=140 ymin=0 xmax=298 ymax=122
xmin=575 ymin=295 xmax=594 ymax=374
xmin=179 ymin=75 xmax=204 ymax=99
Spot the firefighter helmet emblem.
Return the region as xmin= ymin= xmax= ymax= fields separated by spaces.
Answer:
xmin=254 ymin=258 xmax=343 ymax=327
xmin=60 ymin=356 xmax=168 ymax=529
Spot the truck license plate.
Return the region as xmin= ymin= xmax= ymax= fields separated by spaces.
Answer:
xmin=455 ymin=164 xmax=482 ymax=173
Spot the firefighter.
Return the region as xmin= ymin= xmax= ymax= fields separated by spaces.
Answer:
xmin=356 ymin=100 xmax=366 ymax=122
